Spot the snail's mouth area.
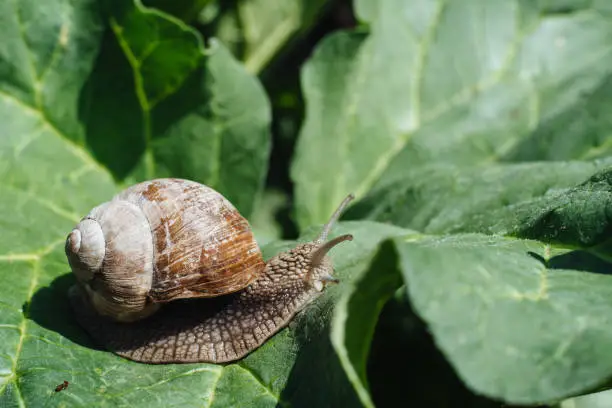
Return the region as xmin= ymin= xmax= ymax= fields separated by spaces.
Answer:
xmin=307 ymin=260 xmax=338 ymax=292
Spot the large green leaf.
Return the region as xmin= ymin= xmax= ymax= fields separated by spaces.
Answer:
xmin=333 ymin=231 xmax=612 ymax=405
xmin=81 ymin=0 xmax=271 ymax=216
xmin=344 ymin=159 xmax=612 ymax=235
xmin=334 ymin=164 xmax=612 ymax=405
xmin=0 ymin=1 xmax=115 ymax=241
xmin=347 ymin=161 xmax=612 ymax=269
xmin=396 ymin=233 xmax=612 ymax=405
xmin=332 ymin=164 xmax=612 ymax=403
xmin=301 ymin=5 xmax=612 ymax=401
xmin=291 ymin=0 xmax=612 ymax=230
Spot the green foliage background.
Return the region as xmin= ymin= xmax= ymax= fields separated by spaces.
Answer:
xmin=2 ymin=0 xmax=612 ymax=407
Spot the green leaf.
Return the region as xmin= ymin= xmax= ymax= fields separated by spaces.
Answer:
xmin=345 ymin=159 xmax=612 ymax=236
xmin=460 ymin=167 xmax=612 ymax=250
xmin=353 ymin=0 xmax=377 ymax=23
xmin=330 ymin=239 xmax=404 ymax=408
xmin=213 ymin=0 xmax=329 ymax=74
xmin=82 ymin=0 xmax=271 ymax=216
xmin=561 ymin=389 xmax=612 ymax=408
xmin=332 ymin=248 xmax=508 ymax=408
xmin=333 ymin=230 xmax=612 ymax=406
xmin=0 ymin=0 xmax=116 ymax=238
xmin=249 ymin=188 xmax=289 ymax=246
xmin=238 ymin=0 xmax=328 ymax=74
xmin=393 ymin=233 xmax=612 ymax=404
xmin=334 ymin=162 xmax=612 ymax=405
xmin=291 ymin=0 xmax=612 ymax=230
xmin=349 ymin=163 xmax=612 ymax=264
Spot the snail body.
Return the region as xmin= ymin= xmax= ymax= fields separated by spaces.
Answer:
xmin=66 ymin=178 xmax=353 ymax=364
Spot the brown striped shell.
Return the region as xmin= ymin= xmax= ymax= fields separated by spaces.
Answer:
xmin=65 ymin=178 xmax=264 ymax=323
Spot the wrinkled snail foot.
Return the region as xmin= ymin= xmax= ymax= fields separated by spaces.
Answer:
xmin=68 ymin=284 xmax=248 ymax=364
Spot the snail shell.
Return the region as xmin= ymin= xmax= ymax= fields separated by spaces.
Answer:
xmin=65 ymin=178 xmax=264 ymax=322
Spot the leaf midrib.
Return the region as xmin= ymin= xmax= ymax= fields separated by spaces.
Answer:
xmin=333 ymin=5 xmax=612 ymax=215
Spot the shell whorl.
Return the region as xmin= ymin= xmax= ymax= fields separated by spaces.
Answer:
xmin=65 ymin=218 xmax=105 ymax=282
xmin=67 ymin=200 xmax=157 ymax=322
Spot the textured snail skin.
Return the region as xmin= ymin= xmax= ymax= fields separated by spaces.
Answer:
xmin=69 ymin=242 xmax=340 ymax=363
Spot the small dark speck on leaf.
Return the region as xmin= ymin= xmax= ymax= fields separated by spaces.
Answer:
xmin=55 ymin=380 xmax=69 ymax=392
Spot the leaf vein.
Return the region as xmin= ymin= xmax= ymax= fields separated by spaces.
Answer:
xmin=12 ymin=0 xmax=41 ymax=106
xmin=0 ymin=238 xmax=67 ymax=263
xmin=106 ymin=366 xmax=222 ymax=399
xmin=332 ymin=33 xmax=372 ymax=216
xmin=0 ymin=258 xmax=41 ymax=404
xmin=110 ymin=18 xmax=155 ymax=179
xmin=205 ymin=368 xmax=223 ymax=408
xmin=1 ymin=184 xmax=80 ymax=224
xmin=351 ymin=1 xmax=446 ymax=201
xmin=0 ymin=89 xmax=110 ymax=179
xmin=352 ymin=7 xmax=540 ymax=200
xmin=37 ymin=17 xmax=69 ymax=85
xmin=235 ymin=363 xmax=284 ymax=405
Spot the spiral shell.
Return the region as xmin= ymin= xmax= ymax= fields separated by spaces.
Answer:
xmin=65 ymin=178 xmax=265 ymax=322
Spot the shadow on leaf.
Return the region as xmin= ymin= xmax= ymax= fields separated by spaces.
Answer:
xmin=368 ymin=290 xmax=537 ymax=408
xmin=77 ymin=28 xmax=144 ymax=179
xmin=527 ymin=250 xmax=612 ymax=275
xmin=77 ymin=24 xmax=212 ymax=181
xmin=27 ymin=273 xmax=103 ymax=350
xmin=548 ymin=250 xmax=612 ymax=274
xmin=276 ymin=307 xmax=362 ymax=408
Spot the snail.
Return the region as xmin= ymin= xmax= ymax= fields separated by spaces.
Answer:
xmin=65 ymin=178 xmax=354 ymax=364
